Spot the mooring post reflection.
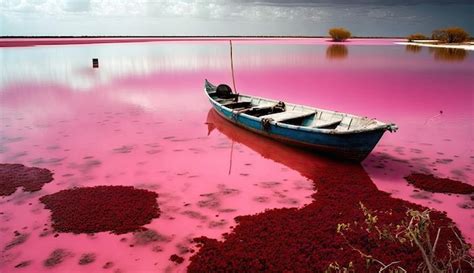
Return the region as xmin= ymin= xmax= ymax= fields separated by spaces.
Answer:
xmin=326 ymin=44 xmax=348 ymax=60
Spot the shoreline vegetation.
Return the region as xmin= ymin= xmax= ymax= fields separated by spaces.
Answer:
xmin=328 ymin=28 xmax=352 ymax=42
xmin=402 ymin=27 xmax=474 ymax=51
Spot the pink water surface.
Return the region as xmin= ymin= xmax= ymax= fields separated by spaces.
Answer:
xmin=0 ymin=39 xmax=473 ymax=272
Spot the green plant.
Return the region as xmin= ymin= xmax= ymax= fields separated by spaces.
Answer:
xmin=329 ymin=28 xmax=351 ymax=42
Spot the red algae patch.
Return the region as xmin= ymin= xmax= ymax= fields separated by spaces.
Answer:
xmin=170 ymin=254 xmax=184 ymax=264
xmin=188 ymin=163 xmax=468 ymax=272
xmin=405 ymin=172 xmax=474 ymax=194
xmin=188 ymin=111 xmax=472 ymax=272
xmin=0 ymin=163 xmax=53 ymax=196
xmin=39 ymin=186 xmax=160 ymax=234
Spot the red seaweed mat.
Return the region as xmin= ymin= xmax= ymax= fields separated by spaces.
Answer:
xmin=187 ymin=110 xmax=472 ymax=272
xmin=0 ymin=163 xmax=54 ymax=196
xmin=405 ymin=172 xmax=474 ymax=194
xmin=40 ymin=186 xmax=160 ymax=234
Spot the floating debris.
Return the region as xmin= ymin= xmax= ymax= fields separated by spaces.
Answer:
xmin=103 ymin=261 xmax=114 ymax=269
xmin=78 ymin=253 xmax=96 ymax=265
xmin=43 ymin=249 xmax=71 ymax=267
xmin=4 ymin=232 xmax=29 ymax=250
xmin=14 ymin=260 xmax=32 ymax=268
xmin=112 ymin=145 xmax=134 ymax=154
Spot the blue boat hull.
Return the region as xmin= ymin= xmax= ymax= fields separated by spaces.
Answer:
xmin=209 ymin=99 xmax=386 ymax=162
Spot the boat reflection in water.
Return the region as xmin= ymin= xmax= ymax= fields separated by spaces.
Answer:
xmin=195 ymin=109 xmax=464 ymax=272
xmin=207 ymin=107 xmax=384 ymax=192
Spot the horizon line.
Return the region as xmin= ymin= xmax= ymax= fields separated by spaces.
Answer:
xmin=0 ymin=35 xmax=408 ymax=39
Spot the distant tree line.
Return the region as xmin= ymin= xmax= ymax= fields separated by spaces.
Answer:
xmin=407 ymin=27 xmax=470 ymax=43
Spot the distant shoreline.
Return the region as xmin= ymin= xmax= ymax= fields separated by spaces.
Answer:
xmin=396 ymin=41 xmax=474 ymax=51
xmin=0 ymin=35 xmax=405 ymax=39
xmin=5 ymin=37 xmax=471 ymax=50
xmin=0 ymin=36 xmax=406 ymax=48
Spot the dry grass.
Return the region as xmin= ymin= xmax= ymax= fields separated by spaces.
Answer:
xmin=329 ymin=28 xmax=351 ymax=42
xmin=432 ymin=27 xmax=470 ymax=43
xmin=407 ymin=33 xmax=428 ymax=42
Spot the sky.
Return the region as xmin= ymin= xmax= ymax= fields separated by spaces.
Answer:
xmin=1 ymin=0 xmax=473 ymax=37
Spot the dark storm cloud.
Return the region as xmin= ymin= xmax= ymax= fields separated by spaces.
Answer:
xmin=236 ymin=0 xmax=473 ymax=6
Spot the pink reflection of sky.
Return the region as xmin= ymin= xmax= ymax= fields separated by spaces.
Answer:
xmin=0 ymin=39 xmax=473 ymax=272
xmin=0 ymin=37 xmax=402 ymax=48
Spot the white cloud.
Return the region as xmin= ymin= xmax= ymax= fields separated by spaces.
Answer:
xmin=1 ymin=0 xmax=329 ymax=21
xmin=62 ymin=0 xmax=91 ymax=12
xmin=1 ymin=0 xmax=83 ymax=15
xmin=0 ymin=0 xmax=472 ymax=36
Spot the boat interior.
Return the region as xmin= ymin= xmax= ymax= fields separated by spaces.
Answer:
xmin=208 ymin=84 xmax=382 ymax=132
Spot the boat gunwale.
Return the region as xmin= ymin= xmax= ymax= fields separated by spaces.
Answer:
xmin=204 ymin=80 xmax=394 ymax=135
xmin=209 ymin=107 xmax=375 ymax=161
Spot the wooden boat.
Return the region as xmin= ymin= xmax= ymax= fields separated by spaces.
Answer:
xmin=204 ymin=79 xmax=398 ymax=162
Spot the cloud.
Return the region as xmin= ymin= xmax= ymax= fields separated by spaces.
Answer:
xmin=62 ymin=0 xmax=90 ymax=12
xmin=1 ymin=0 xmax=90 ymax=14
xmin=235 ymin=0 xmax=473 ymax=6
xmin=0 ymin=0 xmax=41 ymax=13
xmin=1 ymin=0 xmax=472 ymax=19
xmin=1 ymin=0 xmax=473 ymax=36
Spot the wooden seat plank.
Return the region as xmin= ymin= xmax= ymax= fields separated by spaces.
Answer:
xmin=312 ymin=119 xmax=342 ymax=128
xmin=260 ymin=111 xmax=315 ymax=122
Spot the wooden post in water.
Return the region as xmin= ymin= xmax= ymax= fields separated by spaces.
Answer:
xmin=230 ymin=40 xmax=236 ymax=92
xmin=92 ymin=58 xmax=99 ymax=68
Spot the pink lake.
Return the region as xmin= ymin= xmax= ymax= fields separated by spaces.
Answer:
xmin=0 ymin=38 xmax=473 ymax=272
